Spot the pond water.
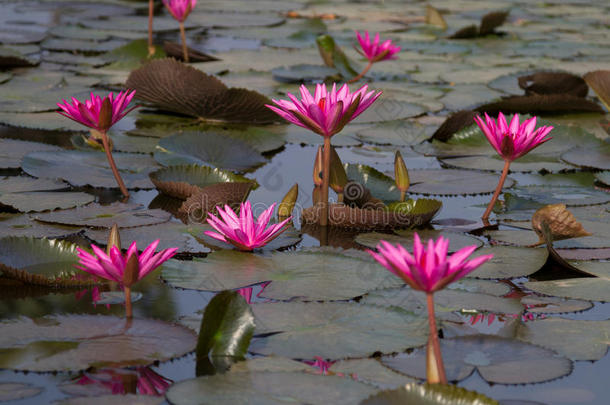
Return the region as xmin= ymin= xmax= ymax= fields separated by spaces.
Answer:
xmin=0 ymin=0 xmax=609 ymax=404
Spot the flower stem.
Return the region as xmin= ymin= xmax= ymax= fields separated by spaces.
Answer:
xmin=101 ymin=132 xmax=130 ymax=199
xmin=426 ymin=293 xmax=447 ymax=384
xmin=320 ymin=137 xmax=331 ymax=227
xmin=347 ymin=61 xmax=373 ymax=84
xmin=482 ymin=159 xmax=511 ymax=221
xmin=179 ymin=22 xmax=189 ymax=63
xmin=400 ymin=190 xmax=406 ymax=202
xmin=124 ymin=286 xmax=133 ymax=319
xmin=147 ymin=0 xmax=154 ymax=56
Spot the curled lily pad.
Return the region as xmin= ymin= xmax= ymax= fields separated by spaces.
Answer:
xmin=179 ymin=182 xmax=253 ymax=223
xmin=583 ymin=70 xmax=610 ymax=110
xmin=161 ymin=248 xmax=401 ymax=301
xmin=0 ymin=191 xmax=94 ymax=213
xmin=155 ymin=132 xmax=266 ymax=172
xmin=0 ymin=138 xmax=62 ymax=169
xmin=22 ymin=151 xmax=159 ymax=189
xmin=0 ymin=237 xmax=90 ymax=287
xmin=356 ymin=230 xmax=483 ymax=252
xmin=518 ymin=72 xmax=588 ymax=97
xmin=0 ymin=315 xmax=196 ymax=372
xmin=150 ymin=164 xmax=256 ymax=200
xmin=595 ymin=171 xmax=610 ymax=186
xmin=126 ymin=58 xmax=277 ymax=124
xmin=468 ymin=246 xmax=548 ymax=279
xmin=360 ymin=383 xmax=499 ymax=405
xmin=382 ymin=335 xmax=572 ymax=384
xmin=249 ymin=302 xmax=428 ymax=359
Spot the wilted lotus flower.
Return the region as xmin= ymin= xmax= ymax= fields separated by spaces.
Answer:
xmin=267 ymin=83 xmax=381 ymax=227
xmin=205 ymin=201 xmax=292 ymax=251
xmin=76 ymin=240 xmax=177 ymax=318
xmin=163 ymin=0 xmax=197 ymax=62
xmin=474 ymin=112 xmax=553 ymax=221
xmin=57 ymin=91 xmax=137 ymax=198
xmin=368 ymin=233 xmax=493 ymax=384
xmin=350 ymin=30 xmax=401 ymax=83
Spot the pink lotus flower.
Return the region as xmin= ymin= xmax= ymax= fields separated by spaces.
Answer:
xmin=76 ymin=240 xmax=177 ymax=287
xmin=355 ymin=30 xmax=401 ymax=63
xmin=368 ymin=233 xmax=493 ymax=293
xmin=267 ymin=83 xmax=381 ymax=138
xmin=75 ymin=367 xmax=171 ymax=396
xmin=205 ymin=201 xmax=292 ymax=251
xmin=474 ymin=112 xmax=553 ymax=162
xmin=163 ymin=0 xmax=196 ymax=22
xmin=236 ymin=281 xmax=270 ymax=304
xmin=57 ymin=90 xmax=137 ymax=133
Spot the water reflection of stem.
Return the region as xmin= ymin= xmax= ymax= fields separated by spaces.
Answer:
xmin=179 ymin=22 xmax=189 ymax=63
xmin=125 ymin=286 xmax=133 ymax=319
xmin=482 ymin=159 xmax=511 ymax=221
xmin=347 ymin=61 xmax=373 ymax=84
xmin=320 ymin=137 xmax=331 ymax=227
xmin=426 ymin=293 xmax=447 ymax=384
xmin=101 ymin=132 xmax=130 ymax=199
xmin=147 ymin=0 xmax=154 ymax=56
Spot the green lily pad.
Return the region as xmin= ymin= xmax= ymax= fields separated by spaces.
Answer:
xmin=71 ymin=132 xmax=158 ymax=154
xmin=81 ymin=16 xmax=195 ymax=33
xmin=352 ymin=100 xmax=427 ymax=124
xmin=228 ymin=357 xmax=311 ymax=374
xmin=166 ymin=371 xmax=376 ymax=405
xmin=516 ymin=318 xmax=610 ymax=361
xmin=22 ymin=151 xmax=159 ymax=189
xmin=271 ymin=64 xmax=340 ymax=83
xmin=40 ymin=38 xmax=126 ymax=53
xmin=0 ymin=139 xmax=63 ymax=169
xmin=382 ymin=335 xmax=572 ymax=384
xmin=356 ymin=230 xmax=483 ymax=252
xmin=155 ymin=132 xmax=266 ymax=172
xmin=0 ymin=315 xmax=196 ymax=372
xmin=521 ymin=296 xmax=593 ymax=314
xmin=249 ymin=302 xmax=428 ymax=359
xmin=0 ymin=213 xmax=81 ymax=239
xmin=344 ymin=163 xmax=400 ymax=202
xmin=440 ymin=154 xmax=571 ymax=173
xmin=102 ymin=39 xmax=167 ymax=70
xmin=562 ymin=144 xmax=610 ymax=170
xmin=56 ymin=395 xmax=164 ymax=405
xmin=0 ymin=191 xmax=94 ymax=213
xmin=355 ymin=120 xmax=433 ymax=146
xmin=150 ymin=164 xmax=256 ymax=200
xmin=468 ymin=246 xmax=548 ymax=279
xmin=0 ymin=46 xmax=39 ymax=68
xmin=162 ymin=248 xmax=402 ymax=301
xmin=505 ymin=186 xmax=610 ymax=207
xmin=524 ymin=261 xmax=610 ymax=302
xmin=405 ymin=169 xmax=516 ymax=196
xmin=0 ymin=111 xmax=87 ymax=131
xmin=34 ymin=202 xmax=171 ymax=228
xmin=0 ymin=176 xmax=66 ymax=194
xmin=0 ymin=382 xmax=43 ymax=402
xmin=0 ymin=237 xmax=87 ymax=287
xmin=360 ymin=383 xmax=499 ymax=405
xmin=595 ymin=171 xmax=610 ymax=186
xmin=190 ymin=11 xmax=285 ymax=28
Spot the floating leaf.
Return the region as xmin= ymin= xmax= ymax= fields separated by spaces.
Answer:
xmin=331 ymin=358 xmax=415 ymax=389
xmin=356 ymin=230 xmax=483 ymax=252
xmin=0 ymin=46 xmax=38 ymax=68
xmin=479 ymin=11 xmax=510 ymax=36
xmin=126 ymin=58 xmax=277 ymax=124
xmin=440 ymin=154 xmax=571 ymax=174
xmin=0 ymin=111 xmax=87 ymax=131
xmin=583 ymin=70 xmax=610 ymax=110
xmin=0 ymin=315 xmax=196 ymax=372
xmin=0 ymin=139 xmax=62 ymax=169
xmin=316 ymin=34 xmax=359 ymax=78
xmin=150 ymin=164 xmax=255 ymax=200
xmin=179 ymin=182 xmax=253 ymax=223
xmin=162 ymin=248 xmax=401 ymax=301
xmin=0 ymin=176 xmax=65 ymax=195
xmin=102 ymin=39 xmax=167 ymax=70
xmin=382 ymin=335 xmax=572 ymax=384
xmin=426 ymin=6 xmax=447 ymax=30
xmin=0 ymin=382 xmax=43 ymax=402
xmin=407 ymin=169 xmax=516 ymax=196
xmin=0 ymin=213 xmax=81 ymax=239
xmin=476 ymin=94 xmax=603 ymax=115
xmin=0 ymin=191 xmax=94 ymax=213
xmin=518 ymin=72 xmax=588 ymax=97
xmin=361 ymin=383 xmax=499 ymax=405
xmin=271 ymin=64 xmax=340 ymax=83
xmin=56 ymin=395 xmax=164 ymax=405
xmin=561 ymin=144 xmax=610 ymax=170
xmin=520 ymin=296 xmax=592 ymax=315
xmin=531 ymin=204 xmax=591 ymax=245
xmin=41 ymin=38 xmax=126 ymax=53
xmin=468 ymin=246 xmax=547 ymax=279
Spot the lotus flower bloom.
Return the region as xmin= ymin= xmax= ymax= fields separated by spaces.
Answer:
xmin=368 ymin=233 xmax=493 ymax=293
xmin=267 ymin=83 xmax=381 ymax=138
xmin=474 ymin=112 xmax=553 ymax=162
xmin=163 ymin=0 xmax=197 ymax=22
xmin=355 ymin=30 xmax=401 ymax=63
xmin=57 ymin=90 xmax=137 ymax=133
xmin=205 ymin=201 xmax=292 ymax=251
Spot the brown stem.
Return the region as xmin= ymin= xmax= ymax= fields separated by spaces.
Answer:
xmin=400 ymin=190 xmax=406 ymax=202
xmin=147 ymin=0 xmax=154 ymax=56
xmin=179 ymin=21 xmax=189 ymax=63
xmin=426 ymin=293 xmax=447 ymax=384
xmin=482 ymin=159 xmax=511 ymax=221
xmin=124 ymin=286 xmax=133 ymax=319
xmin=347 ymin=61 xmax=374 ymax=84
xmin=101 ymin=132 xmax=130 ymax=199
xmin=320 ymin=137 xmax=331 ymax=227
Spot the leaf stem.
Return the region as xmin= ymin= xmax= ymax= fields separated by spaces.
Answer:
xmin=179 ymin=21 xmax=189 ymax=63
xmin=482 ymin=159 xmax=511 ymax=221
xmin=124 ymin=286 xmax=133 ymax=319
xmin=347 ymin=61 xmax=373 ymax=84
xmin=101 ymin=131 xmax=130 ymax=199
xmin=320 ymin=136 xmax=331 ymax=227
xmin=426 ymin=293 xmax=447 ymax=384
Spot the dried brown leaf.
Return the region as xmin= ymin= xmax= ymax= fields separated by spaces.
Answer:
xmin=518 ymin=72 xmax=588 ymax=97
xmin=476 ymin=94 xmax=603 ymax=115
xmin=584 ymin=70 xmax=610 ymax=111
xmin=479 ymin=11 xmax=509 ymax=35
xmin=450 ymin=25 xmax=479 ymax=39
xmin=532 ymin=204 xmax=592 ymax=245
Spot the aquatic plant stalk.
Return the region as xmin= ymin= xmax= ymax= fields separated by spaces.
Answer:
xmin=148 ymin=0 xmax=155 ymax=56
xmin=321 ymin=137 xmax=331 ymax=226
xmin=179 ymin=21 xmax=188 ymax=62
xmin=347 ymin=61 xmax=373 ymax=84
xmin=426 ymin=292 xmax=447 ymax=384
xmin=482 ymin=159 xmax=510 ymax=221
xmin=100 ymin=131 xmax=129 ymax=198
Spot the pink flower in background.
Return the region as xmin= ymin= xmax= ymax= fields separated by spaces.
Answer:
xmin=75 ymin=240 xmax=177 ymax=286
xmin=267 ymin=83 xmax=381 ymax=137
xmin=205 ymin=202 xmax=292 ymax=251
xmin=355 ymin=30 xmax=401 ymax=63
xmin=474 ymin=112 xmax=553 ymax=162
xmin=304 ymin=356 xmax=336 ymax=375
xmin=368 ymin=233 xmax=493 ymax=293
xmin=57 ymin=90 xmax=137 ymax=133
xmin=163 ymin=0 xmax=197 ymax=22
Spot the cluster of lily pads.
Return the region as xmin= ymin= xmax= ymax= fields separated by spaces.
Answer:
xmin=1 ymin=0 xmax=610 ymax=404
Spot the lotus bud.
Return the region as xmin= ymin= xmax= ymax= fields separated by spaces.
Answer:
xmin=98 ymin=97 xmax=113 ymax=133
xmin=313 ymin=146 xmax=323 ymax=186
xmin=278 ymin=183 xmax=298 ymax=218
xmin=106 ymin=223 xmax=121 ymax=255
xmin=123 ymin=254 xmax=140 ymax=288
xmin=394 ymin=150 xmax=410 ymax=201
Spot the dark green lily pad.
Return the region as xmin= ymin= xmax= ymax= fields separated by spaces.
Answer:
xmin=0 ymin=46 xmax=38 ymax=68
xmin=524 ymin=261 xmax=610 ymax=302
xmin=356 ymin=230 xmax=483 ymax=252
xmin=166 ymin=371 xmax=376 ymax=405
xmin=190 ymin=11 xmax=285 ymax=28
xmin=521 ymin=296 xmax=593 ymax=314
xmin=41 ymin=38 xmax=126 ymax=53
xmin=516 ymin=318 xmax=610 ymax=361
xmin=406 ymin=169 xmax=516 ymax=195
xmin=360 ymin=383 xmax=499 ymax=405
xmin=22 ymin=151 xmax=159 ymax=189
xmin=382 ymin=335 xmax=572 ymax=384
xmin=595 ymin=171 xmax=610 ymax=186
xmin=440 ymin=154 xmax=571 ymax=173
xmin=561 ymin=144 xmax=610 ymax=170
xmin=355 ymin=120 xmax=433 ymax=146
xmin=507 ymin=186 xmax=610 ymax=207
xmin=81 ymin=16 xmax=195 ymax=33
xmin=155 ymin=132 xmax=266 ymax=172
xmin=0 ymin=214 xmax=81 ymax=239
xmin=271 ymin=64 xmax=340 ymax=83
xmin=162 ymin=248 xmax=401 ymax=301
xmin=0 ymin=139 xmax=63 ymax=169
xmin=353 ymin=100 xmax=427 ymax=124
xmin=0 ymin=111 xmax=87 ymax=131
xmin=344 ymin=164 xmax=400 ymax=202
xmin=467 ymin=246 xmax=548 ymax=279
xmin=330 ymin=358 xmax=415 ymax=389
xmin=249 ymin=302 xmax=428 ymax=359
xmin=0 ymin=237 xmax=87 ymax=287
xmin=56 ymin=395 xmax=164 ymax=405
xmin=0 ymin=315 xmax=196 ymax=372
xmin=0 ymin=191 xmax=94 ymax=213
xmin=34 ymin=202 xmax=171 ymax=228
xmin=150 ymin=164 xmax=256 ymax=200
xmin=0 ymin=382 xmax=43 ymax=402
xmin=0 ymin=176 xmax=65 ymax=194
xmin=102 ymin=39 xmax=167 ymax=70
